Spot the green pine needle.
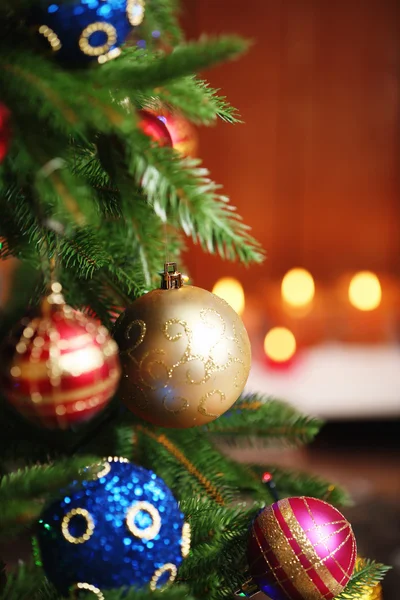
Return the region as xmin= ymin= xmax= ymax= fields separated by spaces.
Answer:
xmin=0 ymin=562 xmax=47 ymax=600
xmin=206 ymin=394 xmax=323 ymax=444
xmin=103 ymin=587 xmax=195 ymax=600
xmin=98 ymin=37 xmax=250 ymax=89
xmin=248 ymin=464 xmax=352 ymax=506
xmin=0 ymin=456 xmax=100 ymax=536
xmin=129 ymin=144 xmax=264 ymax=264
xmin=337 ymin=560 xmax=391 ymax=599
xmin=130 ymin=77 xmax=242 ymax=125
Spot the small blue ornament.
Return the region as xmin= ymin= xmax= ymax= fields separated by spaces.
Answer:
xmin=35 ymin=0 xmax=145 ymax=65
xmin=36 ymin=458 xmax=191 ymax=596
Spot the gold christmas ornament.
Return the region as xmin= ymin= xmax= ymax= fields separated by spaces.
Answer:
xmin=350 ymin=558 xmax=383 ymax=600
xmin=114 ymin=263 xmax=251 ymax=428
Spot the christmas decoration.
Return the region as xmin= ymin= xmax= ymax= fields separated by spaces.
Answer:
xmin=159 ymin=111 xmax=198 ymax=157
xmin=36 ymin=457 xmax=190 ymax=595
xmin=247 ymin=496 xmax=357 ymax=600
xmin=354 ymin=558 xmax=383 ymax=600
xmin=138 ymin=110 xmax=172 ymax=147
xmin=113 ymin=263 xmax=251 ymax=428
xmin=35 ymin=0 xmax=145 ymax=65
xmin=0 ymin=104 xmax=11 ymax=163
xmin=2 ymin=283 xmax=120 ymax=429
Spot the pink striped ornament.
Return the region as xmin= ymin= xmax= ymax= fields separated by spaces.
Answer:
xmin=247 ymin=496 xmax=356 ymax=600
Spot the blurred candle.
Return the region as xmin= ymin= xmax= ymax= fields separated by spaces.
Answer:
xmin=281 ymin=268 xmax=315 ymax=308
xmin=264 ymin=327 xmax=296 ymax=362
xmin=348 ymin=271 xmax=382 ymax=311
xmin=212 ymin=277 xmax=245 ymax=315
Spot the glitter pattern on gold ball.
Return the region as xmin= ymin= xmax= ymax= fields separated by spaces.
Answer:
xmin=113 ymin=264 xmax=251 ymax=428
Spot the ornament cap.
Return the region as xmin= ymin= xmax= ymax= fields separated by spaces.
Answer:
xmin=42 ymin=282 xmax=65 ymax=316
xmin=159 ymin=263 xmax=187 ymax=290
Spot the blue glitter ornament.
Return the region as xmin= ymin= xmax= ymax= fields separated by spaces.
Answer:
xmin=36 ymin=457 xmax=190 ymax=596
xmin=35 ymin=0 xmax=145 ymax=65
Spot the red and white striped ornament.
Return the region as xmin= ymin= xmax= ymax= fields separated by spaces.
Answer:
xmin=247 ymin=496 xmax=356 ymax=600
xmin=2 ymin=283 xmax=121 ymax=429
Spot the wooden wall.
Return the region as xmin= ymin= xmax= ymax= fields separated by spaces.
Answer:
xmin=181 ymin=0 xmax=400 ymax=293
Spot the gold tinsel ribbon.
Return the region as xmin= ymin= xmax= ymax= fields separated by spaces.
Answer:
xmin=136 ymin=426 xmax=226 ymax=506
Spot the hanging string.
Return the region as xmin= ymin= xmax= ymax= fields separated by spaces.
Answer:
xmin=164 ymin=220 xmax=169 ymax=265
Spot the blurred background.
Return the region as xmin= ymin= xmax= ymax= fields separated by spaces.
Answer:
xmin=181 ymin=0 xmax=400 ymax=597
xmin=1 ymin=0 xmax=399 ymax=597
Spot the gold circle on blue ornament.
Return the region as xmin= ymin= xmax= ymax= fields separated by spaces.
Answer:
xmin=38 ymin=25 xmax=62 ymax=52
xmin=79 ymin=22 xmax=117 ymax=57
xmin=181 ymin=522 xmax=191 ymax=558
xmin=126 ymin=501 xmax=161 ymax=540
xmin=61 ymin=508 xmax=95 ymax=545
xmin=149 ymin=563 xmax=178 ymax=591
xmin=36 ymin=460 xmax=186 ymax=594
xmin=94 ymin=461 xmax=111 ymax=479
xmin=71 ymin=582 xmax=104 ymax=599
xmin=126 ymin=0 xmax=145 ymax=26
xmin=33 ymin=0 xmax=146 ymax=65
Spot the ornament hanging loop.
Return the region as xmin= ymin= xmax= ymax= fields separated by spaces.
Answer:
xmin=160 ymin=262 xmax=185 ymax=290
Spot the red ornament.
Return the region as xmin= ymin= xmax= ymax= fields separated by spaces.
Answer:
xmin=161 ymin=112 xmax=198 ymax=158
xmin=247 ymin=496 xmax=356 ymax=600
xmin=138 ymin=110 xmax=172 ymax=147
xmin=0 ymin=104 xmax=11 ymax=163
xmin=2 ymin=283 xmax=121 ymax=429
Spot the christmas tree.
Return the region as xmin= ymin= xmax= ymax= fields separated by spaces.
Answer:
xmin=0 ymin=1 xmax=389 ymax=599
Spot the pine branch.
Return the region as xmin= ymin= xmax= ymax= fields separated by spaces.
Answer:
xmin=140 ymin=0 xmax=183 ymax=46
xmin=0 ymin=456 xmax=100 ymax=536
xmin=1 ymin=499 xmax=44 ymax=537
xmin=75 ymin=418 xmax=135 ymax=463
xmin=337 ymin=560 xmax=390 ymax=599
xmin=109 ymin=177 xmax=183 ymax=291
xmin=205 ymin=394 xmax=322 ymax=445
xmin=135 ymin=426 xmax=229 ymax=505
xmin=0 ymin=456 xmax=100 ymax=504
xmin=0 ymin=183 xmax=42 ymax=263
xmin=179 ymin=499 xmax=261 ymax=600
xmin=181 ymin=498 xmax=259 ymax=547
xmin=29 ymin=579 xmax=58 ymax=600
xmin=103 ymin=587 xmax=195 ymax=600
xmin=131 ymin=77 xmax=242 ymax=125
xmin=0 ymin=53 xmax=132 ymax=139
xmin=132 ymin=424 xmax=274 ymax=508
xmin=98 ymin=37 xmax=249 ymax=89
xmin=69 ymin=149 xmax=123 ymax=219
xmin=34 ymin=167 xmax=101 ymax=230
xmin=0 ymin=401 xmax=54 ymax=467
xmin=0 ymin=561 xmax=47 ymax=600
xmin=70 ymin=145 xmax=183 ymax=296
xmin=248 ymin=465 xmax=352 ymax=506
xmin=129 ymin=144 xmax=264 ymax=264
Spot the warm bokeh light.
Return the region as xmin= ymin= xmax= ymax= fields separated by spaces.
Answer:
xmin=348 ymin=271 xmax=382 ymax=311
xmin=212 ymin=277 xmax=245 ymax=315
xmin=281 ymin=268 xmax=315 ymax=307
xmin=264 ymin=327 xmax=296 ymax=362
